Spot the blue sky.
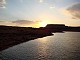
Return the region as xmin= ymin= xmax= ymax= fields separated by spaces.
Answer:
xmin=0 ymin=0 xmax=80 ymax=27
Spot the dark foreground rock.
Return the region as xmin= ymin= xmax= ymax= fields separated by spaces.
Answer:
xmin=0 ymin=26 xmax=53 ymax=51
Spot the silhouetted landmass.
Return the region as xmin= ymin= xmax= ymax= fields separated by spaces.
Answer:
xmin=0 ymin=24 xmax=80 ymax=51
xmin=44 ymin=24 xmax=66 ymax=32
xmin=43 ymin=24 xmax=80 ymax=32
xmin=0 ymin=25 xmax=53 ymax=51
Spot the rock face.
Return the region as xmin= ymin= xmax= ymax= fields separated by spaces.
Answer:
xmin=44 ymin=24 xmax=80 ymax=32
xmin=45 ymin=24 xmax=66 ymax=32
xmin=46 ymin=24 xmax=65 ymax=28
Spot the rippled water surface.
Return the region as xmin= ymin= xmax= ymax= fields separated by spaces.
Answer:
xmin=0 ymin=32 xmax=80 ymax=60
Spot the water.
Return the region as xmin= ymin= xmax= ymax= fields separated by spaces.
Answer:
xmin=0 ymin=32 xmax=80 ymax=60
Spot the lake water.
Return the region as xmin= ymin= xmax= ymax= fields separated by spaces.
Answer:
xmin=0 ymin=32 xmax=80 ymax=60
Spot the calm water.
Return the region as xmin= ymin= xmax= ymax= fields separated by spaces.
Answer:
xmin=0 ymin=32 xmax=80 ymax=60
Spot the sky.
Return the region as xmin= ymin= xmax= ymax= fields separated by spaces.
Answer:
xmin=0 ymin=0 xmax=80 ymax=27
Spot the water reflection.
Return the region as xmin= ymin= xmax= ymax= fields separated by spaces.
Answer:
xmin=36 ymin=38 xmax=49 ymax=59
xmin=0 ymin=32 xmax=80 ymax=60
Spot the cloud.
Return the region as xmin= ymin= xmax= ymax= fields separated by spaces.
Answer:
xmin=12 ymin=20 xmax=35 ymax=25
xmin=67 ymin=3 xmax=80 ymax=19
xmin=39 ymin=0 xmax=44 ymax=3
xmin=12 ymin=20 xmax=40 ymax=27
xmin=50 ymin=6 xmax=55 ymax=9
xmin=37 ymin=0 xmax=44 ymax=3
xmin=0 ymin=20 xmax=13 ymax=26
xmin=0 ymin=20 xmax=41 ymax=27
xmin=0 ymin=0 xmax=6 ymax=8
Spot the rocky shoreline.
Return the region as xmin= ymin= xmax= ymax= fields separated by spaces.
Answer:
xmin=0 ymin=26 xmax=53 ymax=51
xmin=0 ymin=24 xmax=80 ymax=51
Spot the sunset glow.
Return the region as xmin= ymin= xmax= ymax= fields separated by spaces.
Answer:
xmin=39 ymin=21 xmax=47 ymax=27
xmin=0 ymin=0 xmax=80 ymax=27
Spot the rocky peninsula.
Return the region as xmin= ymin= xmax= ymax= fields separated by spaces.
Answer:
xmin=0 ymin=25 xmax=53 ymax=51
